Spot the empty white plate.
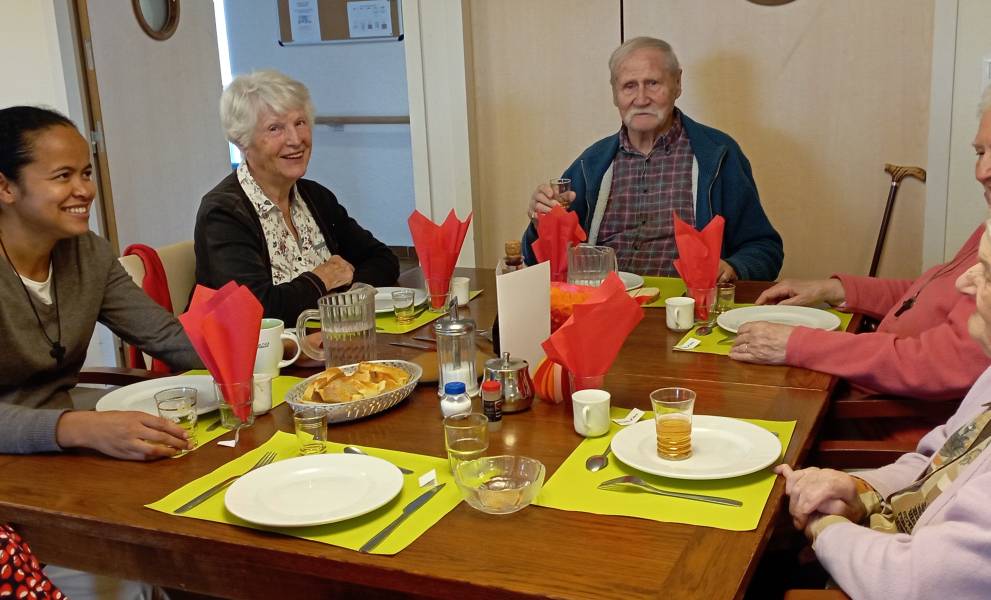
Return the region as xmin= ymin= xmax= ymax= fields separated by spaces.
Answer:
xmin=225 ymin=453 xmax=404 ymax=527
xmin=716 ymin=305 xmax=841 ymax=334
xmin=618 ymin=271 xmax=645 ymax=291
xmin=95 ymin=375 xmax=219 ymax=416
xmin=611 ymin=417 xmax=781 ymax=480
xmin=374 ymin=287 xmax=428 ymax=314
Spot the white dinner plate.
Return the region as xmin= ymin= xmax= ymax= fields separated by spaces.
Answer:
xmin=95 ymin=375 xmax=219 ymax=416
xmin=611 ymin=417 xmax=781 ymax=480
xmin=225 ymin=454 xmax=404 ymax=527
xmin=374 ymin=286 xmax=428 ymax=314
xmin=716 ymin=305 xmax=841 ymax=334
xmin=618 ymin=271 xmax=645 ymax=292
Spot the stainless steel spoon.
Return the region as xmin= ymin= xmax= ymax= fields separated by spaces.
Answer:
xmin=585 ymin=444 xmax=612 ymax=472
xmin=343 ymin=445 xmax=414 ymax=475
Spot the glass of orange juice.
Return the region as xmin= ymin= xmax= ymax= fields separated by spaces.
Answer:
xmin=650 ymin=388 xmax=696 ymax=461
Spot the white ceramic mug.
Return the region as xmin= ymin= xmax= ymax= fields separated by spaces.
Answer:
xmin=572 ymin=389 xmax=611 ymax=437
xmin=254 ymin=318 xmax=301 ymax=376
xmin=450 ymin=276 xmax=471 ymax=307
xmin=665 ymin=297 xmax=695 ymax=332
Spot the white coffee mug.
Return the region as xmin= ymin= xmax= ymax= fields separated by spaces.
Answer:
xmin=665 ymin=297 xmax=695 ymax=332
xmin=252 ymin=373 xmax=274 ymax=416
xmin=572 ymin=389 xmax=611 ymax=437
xmin=450 ymin=276 xmax=471 ymax=307
xmin=254 ymin=318 xmax=301 ymax=376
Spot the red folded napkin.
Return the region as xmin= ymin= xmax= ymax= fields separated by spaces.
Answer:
xmin=673 ymin=213 xmax=724 ymax=319
xmin=531 ymin=205 xmax=587 ymax=282
xmin=179 ymin=282 xmax=262 ymax=420
xmin=541 ymin=272 xmax=643 ymax=380
xmin=408 ymin=209 xmax=473 ymax=306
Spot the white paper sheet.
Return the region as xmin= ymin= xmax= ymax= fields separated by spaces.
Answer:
xmin=496 ymin=262 xmax=550 ymax=377
xmin=289 ymin=0 xmax=321 ymax=43
xmin=347 ymin=0 xmax=392 ymax=38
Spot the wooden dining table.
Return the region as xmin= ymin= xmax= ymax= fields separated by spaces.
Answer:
xmin=0 ymin=269 xmax=854 ymax=599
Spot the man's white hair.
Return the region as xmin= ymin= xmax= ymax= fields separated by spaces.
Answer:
xmin=220 ymin=70 xmax=315 ymax=149
xmin=980 ymin=84 xmax=991 ymax=118
xmin=608 ymin=37 xmax=680 ymax=86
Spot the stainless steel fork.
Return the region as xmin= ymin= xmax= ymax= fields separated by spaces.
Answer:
xmin=174 ymin=451 xmax=278 ymax=513
xmin=598 ymin=475 xmax=743 ymax=507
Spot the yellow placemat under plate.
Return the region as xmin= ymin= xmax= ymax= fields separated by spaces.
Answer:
xmin=147 ymin=431 xmax=461 ymax=554
xmin=180 ymin=372 xmax=303 ymax=451
xmin=534 ymin=408 xmax=794 ymax=531
xmin=672 ymin=307 xmax=854 ymax=356
xmin=640 ymin=276 xmax=686 ymax=308
xmin=376 ymin=290 xmax=482 ymax=334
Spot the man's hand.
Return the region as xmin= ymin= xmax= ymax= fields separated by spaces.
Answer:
xmin=728 ymin=321 xmax=793 ymax=365
xmin=56 ymin=410 xmax=191 ymax=461
xmin=755 ymin=278 xmax=846 ymax=307
xmin=774 ymin=464 xmax=865 ymax=530
xmin=717 ymin=260 xmax=737 ymax=283
xmin=314 ymin=255 xmax=355 ymax=290
xmin=529 ymin=183 xmax=575 ymax=219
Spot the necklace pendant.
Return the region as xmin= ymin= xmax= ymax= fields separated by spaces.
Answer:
xmin=51 ymin=342 xmax=66 ymax=367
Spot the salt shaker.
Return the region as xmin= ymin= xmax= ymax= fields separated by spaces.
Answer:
xmin=435 ymin=302 xmax=478 ymax=397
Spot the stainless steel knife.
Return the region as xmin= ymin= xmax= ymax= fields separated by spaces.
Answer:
xmin=359 ymin=483 xmax=446 ymax=553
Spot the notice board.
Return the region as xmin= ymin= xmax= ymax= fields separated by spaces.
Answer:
xmin=278 ymin=0 xmax=403 ymax=44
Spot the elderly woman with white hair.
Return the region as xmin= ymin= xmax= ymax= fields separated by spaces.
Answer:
xmin=195 ymin=70 xmax=398 ymax=323
xmin=728 ymin=88 xmax=991 ymax=403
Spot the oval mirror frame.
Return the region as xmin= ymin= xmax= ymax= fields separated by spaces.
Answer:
xmin=132 ymin=0 xmax=180 ymax=41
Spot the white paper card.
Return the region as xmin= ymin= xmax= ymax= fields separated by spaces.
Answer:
xmin=496 ymin=263 xmax=550 ymax=378
xmin=418 ymin=469 xmax=437 ymax=488
xmin=673 ymin=337 xmax=701 ymax=351
xmin=347 ymin=0 xmax=392 ymax=38
xmin=613 ymin=408 xmax=645 ymax=426
xmin=289 ymin=0 xmax=321 ymax=43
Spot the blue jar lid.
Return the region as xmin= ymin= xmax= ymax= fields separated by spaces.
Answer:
xmin=444 ymin=382 xmax=467 ymax=394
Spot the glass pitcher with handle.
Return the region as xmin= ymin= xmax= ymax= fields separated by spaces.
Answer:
xmin=296 ymin=283 xmax=377 ymax=368
xmin=567 ymin=244 xmax=618 ymax=287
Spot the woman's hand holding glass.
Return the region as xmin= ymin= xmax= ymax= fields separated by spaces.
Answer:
xmin=313 ymin=255 xmax=355 ymax=290
xmin=755 ymin=278 xmax=846 ymax=307
xmin=55 ymin=411 xmax=191 ymax=461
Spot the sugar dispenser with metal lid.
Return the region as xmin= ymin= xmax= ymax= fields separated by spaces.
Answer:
xmin=483 ymin=352 xmax=534 ymax=413
xmin=434 ymin=298 xmax=478 ymax=396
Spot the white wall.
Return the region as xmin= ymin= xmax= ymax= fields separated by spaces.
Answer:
xmin=0 ymin=1 xmax=70 ymax=113
xmin=943 ymin=0 xmax=991 ymax=256
xmin=223 ymin=0 xmax=415 ymax=246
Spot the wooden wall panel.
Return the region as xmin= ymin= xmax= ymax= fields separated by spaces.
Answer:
xmin=624 ymin=0 xmax=934 ymax=279
xmin=468 ymin=0 xmax=620 ymax=267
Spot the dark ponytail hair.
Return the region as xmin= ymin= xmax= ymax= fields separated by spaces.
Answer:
xmin=0 ymin=106 xmax=76 ymax=183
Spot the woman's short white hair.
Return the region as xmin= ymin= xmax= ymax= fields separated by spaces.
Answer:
xmin=980 ymin=84 xmax=991 ymax=118
xmin=609 ymin=37 xmax=680 ymax=86
xmin=220 ymin=70 xmax=315 ymax=149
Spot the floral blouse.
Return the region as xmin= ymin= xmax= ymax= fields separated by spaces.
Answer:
xmin=237 ymin=162 xmax=333 ymax=285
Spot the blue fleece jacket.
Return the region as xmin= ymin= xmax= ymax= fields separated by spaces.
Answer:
xmin=522 ymin=113 xmax=783 ymax=280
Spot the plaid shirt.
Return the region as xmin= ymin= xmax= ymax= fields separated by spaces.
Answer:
xmin=597 ymin=110 xmax=695 ymax=276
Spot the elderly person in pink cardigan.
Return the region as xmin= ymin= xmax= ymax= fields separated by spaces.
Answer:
xmin=775 ymin=211 xmax=991 ymax=598
xmin=729 ymin=88 xmax=991 ymax=402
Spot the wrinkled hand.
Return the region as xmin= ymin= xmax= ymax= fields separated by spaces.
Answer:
xmin=717 ymin=260 xmax=737 ymax=283
xmin=313 ymin=255 xmax=355 ymax=290
xmin=529 ymin=183 xmax=575 ymax=219
xmin=775 ymin=464 xmax=864 ymax=531
xmin=56 ymin=410 xmax=191 ymax=461
xmin=729 ymin=321 xmax=793 ymax=364
xmin=755 ymin=278 xmax=845 ymax=307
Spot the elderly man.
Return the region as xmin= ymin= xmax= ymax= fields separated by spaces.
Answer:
xmin=521 ymin=37 xmax=783 ymax=281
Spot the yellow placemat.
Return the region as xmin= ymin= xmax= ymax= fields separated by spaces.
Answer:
xmin=147 ymin=431 xmax=461 ymax=554
xmin=376 ymin=290 xmax=483 ymax=334
xmin=672 ymin=307 xmax=854 ymax=356
xmin=640 ymin=276 xmax=686 ymax=308
xmin=182 ymin=372 xmax=303 ymax=452
xmin=534 ymin=408 xmax=795 ymax=531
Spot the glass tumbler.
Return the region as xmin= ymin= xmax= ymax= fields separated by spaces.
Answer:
xmin=391 ymin=289 xmax=417 ymax=324
xmin=154 ymin=387 xmax=198 ymax=455
xmin=567 ymin=244 xmax=618 ymax=287
xmin=444 ymin=413 xmax=489 ymax=474
xmin=650 ymin=387 xmax=696 ymax=461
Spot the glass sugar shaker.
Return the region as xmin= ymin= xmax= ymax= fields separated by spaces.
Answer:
xmin=435 ymin=304 xmax=478 ymax=397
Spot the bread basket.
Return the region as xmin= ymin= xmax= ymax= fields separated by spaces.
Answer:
xmin=284 ymin=360 xmax=422 ymax=423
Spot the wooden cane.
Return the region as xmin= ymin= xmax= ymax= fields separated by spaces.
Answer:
xmin=869 ymin=164 xmax=927 ymax=277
